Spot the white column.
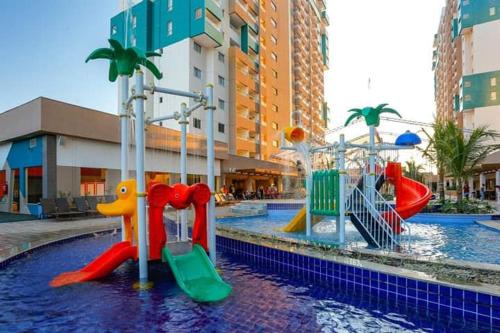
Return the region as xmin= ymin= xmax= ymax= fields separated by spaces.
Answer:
xmin=480 ymin=173 xmax=486 ymax=188
xmin=496 ymin=170 xmax=500 ymax=201
xmin=205 ymin=85 xmax=217 ymax=265
xmin=119 ymin=75 xmax=129 ymax=242
xmin=468 ymin=176 xmax=474 ymax=199
xmin=179 ymin=103 xmax=188 ymax=241
xmin=305 ymin=165 xmax=312 ymax=237
xmin=368 ymin=126 xmax=376 ymax=205
xmin=134 ymin=70 xmax=148 ymax=283
xmin=338 ymin=134 xmax=346 ymax=244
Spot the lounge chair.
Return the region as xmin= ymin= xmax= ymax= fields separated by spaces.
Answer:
xmin=86 ymin=196 xmax=100 ymax=211
xmin=40 ymin=198 xmax=83 ymax=221
xmin=55 ymin=198 xmax=85 ymax=220
xmin=74 ymin=197 xmax=98 ymax=216
xmin=104 ymin=195 xmax=116 ymax=203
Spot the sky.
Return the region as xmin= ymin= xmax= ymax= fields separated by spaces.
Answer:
xmin=326 ymin=0 xmax=445 ymax=139
xmin=0 ymin=0 xmax=444 ymax=131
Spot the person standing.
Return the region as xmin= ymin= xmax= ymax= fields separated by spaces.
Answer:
xmin=463 ymin=183 xmax=470 ymax=200
xmin=480 ymin=184 xmax=486 ymax=201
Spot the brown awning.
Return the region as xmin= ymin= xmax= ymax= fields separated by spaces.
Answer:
xmin=479 ymin=151 xmax=500 ymax=170
xmin=222 ymin=154 xmax=298 ymax=176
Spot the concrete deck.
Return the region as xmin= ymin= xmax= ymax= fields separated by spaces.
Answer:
xmin=476 ymin=220 xmax=500 ymax=232
xmin=0 ymin=217 xmax=121 ymax=262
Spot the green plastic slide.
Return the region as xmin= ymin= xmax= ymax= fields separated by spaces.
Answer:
xmin=162 ymin=244 xmax=232 ymax=302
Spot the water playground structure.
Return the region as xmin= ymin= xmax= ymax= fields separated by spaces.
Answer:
xmin=50 ymin=39 xmax=231 ymax=303
xmin=50 ymin=40 xmax=430 ymax=303
xmin=281 ymin=104 xmax=432 ymax=250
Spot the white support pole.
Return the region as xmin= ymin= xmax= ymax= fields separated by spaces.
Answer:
xmin=368 ymin=126 xmax=376 ymax=205
xmin=305 ymin=170 xmax=313 ymax=237
xmin=134 ymin=70 xmax=148 ymax=283
xmin=496 ymin=170 xmax=500 ymax=202
xmin=205 ymin=85 xmax=217 ymax=265
xmin=119 ymin=75 xmax=129 ymax=241
xmin=179 ymin=103 xmax=188 ymax=242
xmin=338 ymin=135 xmax=346 ymax=245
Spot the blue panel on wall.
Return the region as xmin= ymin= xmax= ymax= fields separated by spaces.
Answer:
xmin=7 ymin=137 xmax=43 ymax=197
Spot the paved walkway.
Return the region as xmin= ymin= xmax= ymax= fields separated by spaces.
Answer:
xmin=0 ymin=217 xmax=120 ymax=262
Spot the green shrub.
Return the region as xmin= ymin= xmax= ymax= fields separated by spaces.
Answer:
xmin=429 ymin=199 xmax=494 ymax=214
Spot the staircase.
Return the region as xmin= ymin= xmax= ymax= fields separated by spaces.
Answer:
xmin=346 ymin=170 xmax=411 ymax=252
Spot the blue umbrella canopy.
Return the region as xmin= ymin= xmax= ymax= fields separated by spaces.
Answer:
xmin=395 ymin=131 xmax=422 ymax=146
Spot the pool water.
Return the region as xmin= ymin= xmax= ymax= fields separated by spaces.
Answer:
xmin=218 ymin=211 xmax=500 ymax=265
xmin=0 ymin=233 xmax=487 ymax=332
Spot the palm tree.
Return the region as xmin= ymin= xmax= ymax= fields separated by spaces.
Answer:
xmin=344 ymin=103 xmax=402 ymax=127
xmin=420 ymin=122 xmax=447 ymax=201
xmin=86 ymin=39 xmax=163 ymax=82
xmin=403 ymin=160 xmax=425 ymax=183
xmin=423 ymin=120 xmax=500 ymax=203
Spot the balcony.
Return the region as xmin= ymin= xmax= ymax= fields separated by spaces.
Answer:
xmin=229 ymin=0 xmax=252 ymax=28
xmin=205 ymin=0 xmax=223 ymax=21
xmin=321 ymin=11 xmax=330 ymax=25
xmin=193 ymin=19 xmax=223 ymax=48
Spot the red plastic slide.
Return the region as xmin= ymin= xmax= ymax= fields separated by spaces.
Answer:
xmin=50 ymin=241 xmax=137 ymax=287
xmin=384 ymin=162 xmax=432 ymax=233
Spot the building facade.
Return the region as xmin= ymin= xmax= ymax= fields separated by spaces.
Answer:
xmin=291 ymin=0 xmax=329 ymax=144
xmin=433 ymin=0 xmax=500 ymax=199
xmin=110 ymin=0 xmax=327 ymax=193
xmin=0 ymin=98 xmax=227 ymax=215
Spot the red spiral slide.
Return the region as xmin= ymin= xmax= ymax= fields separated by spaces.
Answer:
xmin=384 ymin=162 xmax=432 ymax=233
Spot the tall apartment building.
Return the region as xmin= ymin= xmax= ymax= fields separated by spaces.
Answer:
xmin=291 ymin=0 xmax=329 ymax=144
xmin=434 ymin=0 xmax=500 ymax=133
xmin=433 ymin=0 xmax=462 ymax=125
xmin=110 ymin=0 xmax=329 ymax=191
xmin=433 ymin=0 xmax=500 ymax=197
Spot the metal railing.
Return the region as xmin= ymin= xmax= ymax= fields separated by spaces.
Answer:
xmin=347 ymin=185 xmax=399 ymax=250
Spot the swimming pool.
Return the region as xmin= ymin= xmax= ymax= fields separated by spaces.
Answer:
xmin=0 ymin=233 xmax=488 ymax=332
xmin=217 ymin=210 xmax=500 ymax=265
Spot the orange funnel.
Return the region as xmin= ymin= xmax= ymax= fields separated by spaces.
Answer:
xmin=284 ymin=127 xmax=305 ymax=143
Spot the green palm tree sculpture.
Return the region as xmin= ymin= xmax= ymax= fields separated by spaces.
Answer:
xmin=86 ymin=39 xmax=163 ymax=82
xmin=344 ymin=103 xmax=402 ymax=127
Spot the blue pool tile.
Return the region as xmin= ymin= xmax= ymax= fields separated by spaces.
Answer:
xmin=492 ymin=317 xmax=500 ymax=328
xmin=417 ymin=281 xmax=428 ymax=291
xmin=428 ymin=293 xmax=439 ymax=303
xmin=478 ymin=304 xmax=491 ymax=317
xmin=417 ymin=298 xmax=427 ymax=308
xmin=493 ymin=295 xmax=500 ymax=308
xmin=407 ymin=297 xmax=417 ymax=306
xmin=464 ymin=290 xmax=477 ymax=303
xmin=428 ymin=283 xmax=439 ymax=294
xmin=464 ymin=311 xmax=477 ymax=322
xmin=451 ymin=307 xmax=464 ymax=320
xmin=452 ymin=297 xmax=463 ymax=309
xmin=440 ymin=286 xmax=451 ymax=297
xmin=379 ymin=273 xmax=387 ymax=283
xmin=388 ymin=283 xmax=397 ymax=293
xmin=464 ymin=301 xmax=477 ymax=313
xmin=439 ymin=304 xmax=451 ymax=316
xmin=428 ymin=301 xmax=439 ymax=312
xmin=370 ymin=271 xmax=379 ymax=281
xmin=397 ymin=277 xmax=406 ymax=288
xmin=407 ymin=288 xmax=416 ymax=298
xmin=478 ymin=293 xmax=491 ymax=306
xmin=492 ymin=306 xmax=500 ymax=319
xmin=417 ymin=291 xmax=427 ymax=301
xmin=362 ymin=269 xmax=370 ymax=278
xmin=452 ymin=288 xmax=464 ymax=300
xmin=388 ymin=275 xmax=397 ymax=285
xmin=407 ymin=279 xmax=416 ymax=289
xmin=379 ymin=282 xmax=388 ymax=291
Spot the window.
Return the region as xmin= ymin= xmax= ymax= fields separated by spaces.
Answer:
xmin=218 ymin=123 xmax=225 ymax=133
xmin=132 ymin=15 xmax=137 ymax=28
xmin=272 ymin=140 xmax=279 ymax=147
xmin=491 ymin=77 xmax=497 ymax=87
xmin=218 ymin=52 xmax=225 ymax=63
xmin=272 ymin=87 xmax=278 ymax=96
xmin=491 ymin=91 xmax=497 ymax=101
xmin=131 ymin=35 xmax=136 ymax=47
xmin=218 ymin=98 xmax=225 ymax=110
xmin=271 ymin=122 xmax=278 ymax=130
xmin=490 ymin=7 xmax=496 ymax=16
xmin=271 ymin=1 xmax=277 ymax=11
xmin=218 ymin=75 xmax=225 ymax=87
xmin=271 ymin=35 xmax=278 ymax=45
xmin=29 ymin=138 xmax=37 ymax=149
xmin=272 ymin=69 xmax=278 ymax=78
xmin=194 ymin=41 xmax=202 ymax=53
xmin=26 ymin=166 xmax=42 ymax=203
xmin=271 ymin=52 xmax=278 ymax=62
xmin=167 ymin=21 xmax=173 ymax=36
xmin=272 ymin=104 xmax=278 ymax=112
xmin=195 ymin=8 xmax=202 ymax=19
xmin=193 ymin=118 xmax=202 ymax=129
xmin=464 ymin=94 xmax=471 ymax=101
xmin=168 ymin=0 xmax=173 ymax=11
xmin=159 ymin=97 xmax=163 ymax=103
xmin=111 ymin=25 xmax=117 ymax=35
xmin=271 ymin=18 xmax=277 ymax=28
xmin=193 ymin=66 xmax=202 ymax=79
xmin=464 ymin=81 xmax=471 ymax=88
